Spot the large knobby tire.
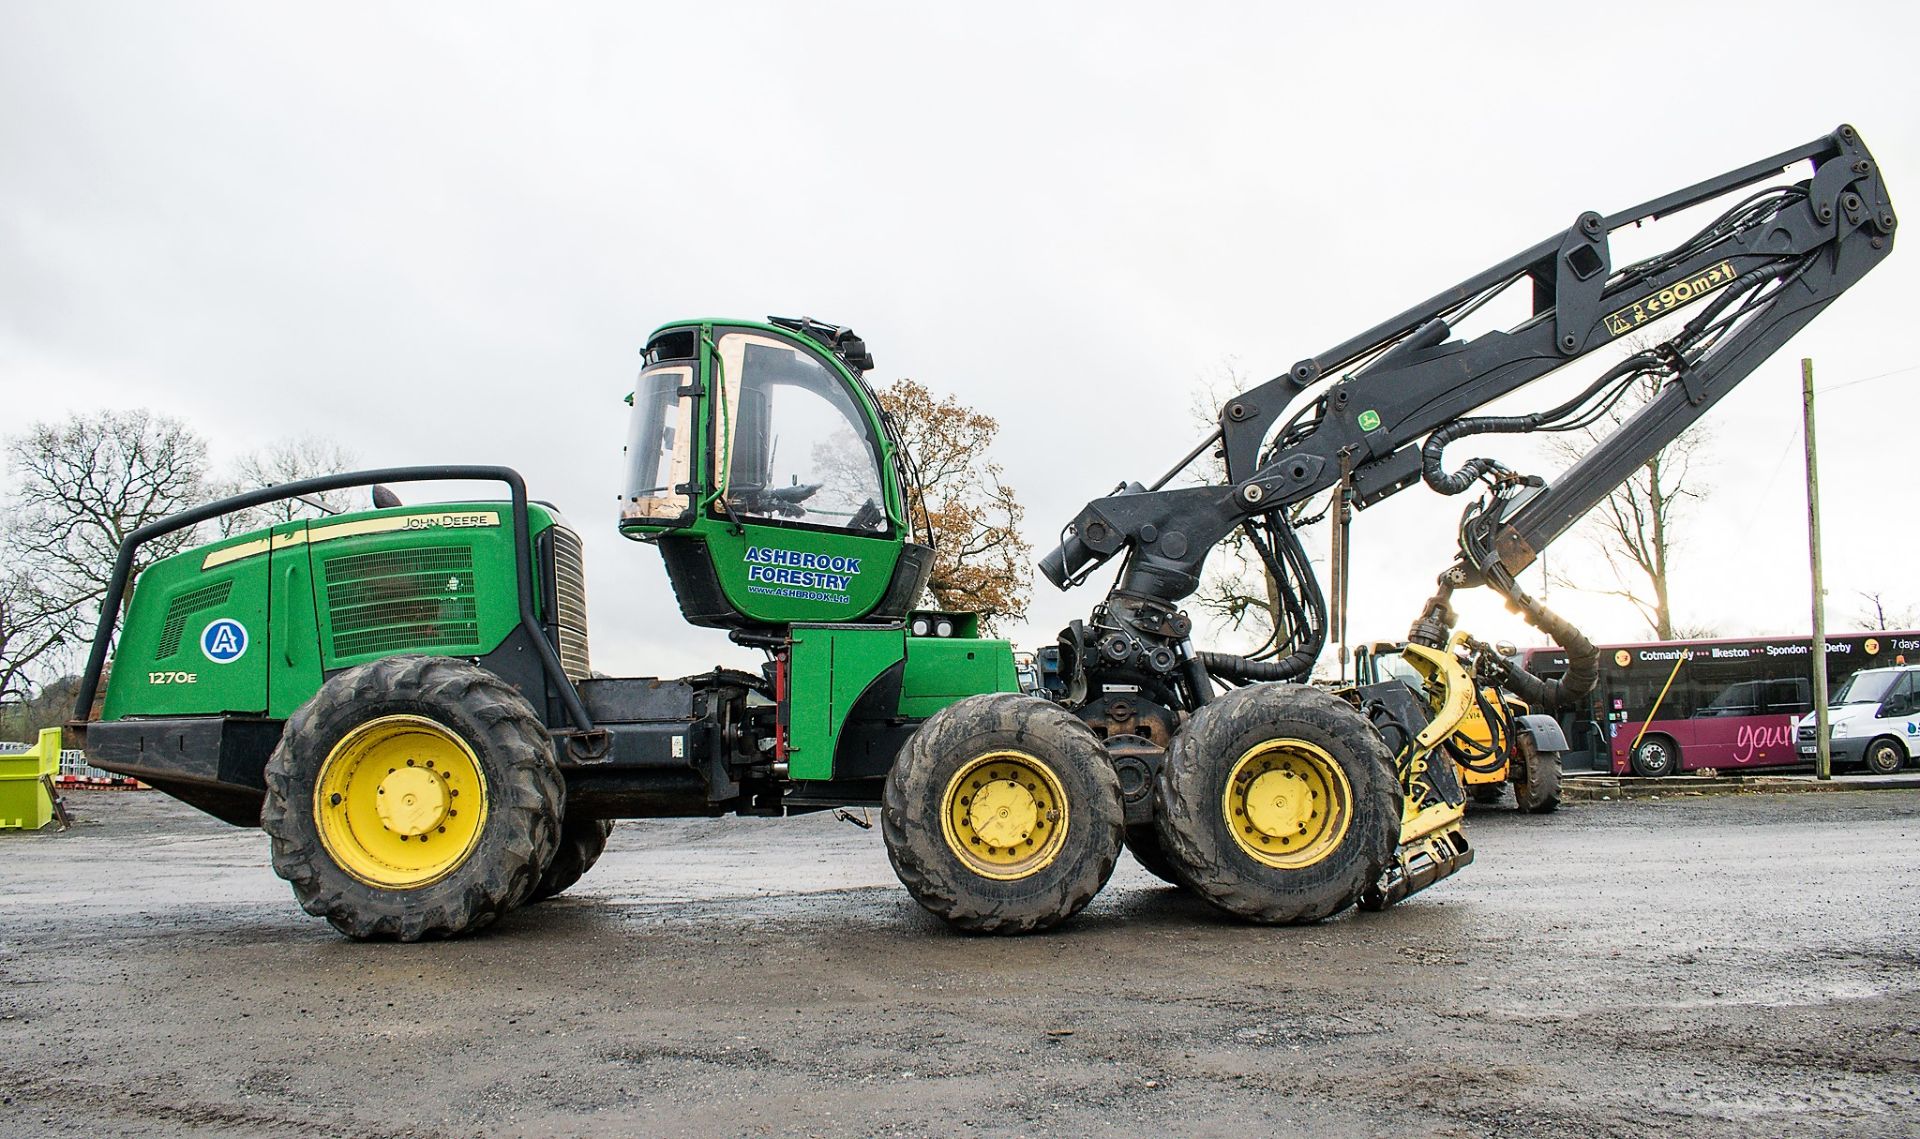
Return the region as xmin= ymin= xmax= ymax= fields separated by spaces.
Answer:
xmin=1629 ymin=734 xmax=1679 ymax=778
xmin=1863 ymin=738 xmax=1905 ymax=776
xmin=262 ymin=656 xmax=564 ymax=941
xmin=529 ymin=816 xmax=614 ymax=902
xmin=1123 ymin=822 xmax=1183 ymax=885
xmin=882 ymin=692 xmax=1124 ymax=934
xmin=1153 ymin=684 xmax=1397 ymax=924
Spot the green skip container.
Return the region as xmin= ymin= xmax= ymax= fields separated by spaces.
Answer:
xmin=0 ymin=727 xmax=60 ymax=830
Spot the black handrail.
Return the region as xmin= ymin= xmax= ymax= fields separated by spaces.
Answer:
xmin=70 ymin=465 xmax=594 ymax=733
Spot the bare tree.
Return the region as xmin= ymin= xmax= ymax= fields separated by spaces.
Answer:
xmin=0 ymin=675 xmax=81 ymax=741
xmin=874 ymin=379 xmax=1031 ymax=630
xmin=1545 ymin=346 xmax=1711 ymax=641
xmin=0 ymin=570 xmax=76 ymax=711
xmin=214 ymin=435 xmax=360 ymax=536
xmin=4 ymin=410 xmax=211 ymax=623
xmin=1856 ymin=590 xmax=1920 ymax=632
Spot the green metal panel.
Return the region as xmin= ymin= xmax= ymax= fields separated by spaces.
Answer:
xmin=703 ymin=524 xmax=901 ymax=626
xmin=309 ymin=502 xmax=554 ymax=672
xmin=102 ymin=530 xmax=273 ymax=719
xmin=898 ymin=636 xmax=1020 ymax=719
xmin=267 ymin=520 xmax=324 ymax=719
xmin=103 ymin=503 xmax=558 ymax=722
xmin=786 ymin=624 xmax=905 ymax=781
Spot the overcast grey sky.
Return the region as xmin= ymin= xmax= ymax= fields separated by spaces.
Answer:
xmin=4 ymin=1 xmax=1918 ymax=679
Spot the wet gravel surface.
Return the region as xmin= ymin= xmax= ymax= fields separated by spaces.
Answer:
xmin=3 ymin=789 xmax=1917 ymax=1138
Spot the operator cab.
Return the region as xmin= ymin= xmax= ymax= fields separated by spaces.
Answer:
xmin=620 ymin=318 xmax=932 ymax=633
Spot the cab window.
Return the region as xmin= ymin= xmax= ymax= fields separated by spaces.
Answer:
xmin=621 ymin=363 xmax=697 ymax=524
xmin=712 ymin=331 xmax=888 ymax=533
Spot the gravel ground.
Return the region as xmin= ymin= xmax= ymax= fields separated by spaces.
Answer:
xmin=2 ymin=788 xmax=1917 ymax=1138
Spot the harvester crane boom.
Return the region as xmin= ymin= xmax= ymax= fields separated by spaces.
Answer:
xmin=1040 ymin=124 xmax=1894 ymax=704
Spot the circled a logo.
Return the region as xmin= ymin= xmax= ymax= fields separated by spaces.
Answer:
xmin=1614 ymin=649 xmax=1632 ymax=668
xmin=1865 ymin=638 xmax=1881 ymax=656
xmin=201 ymin=618 xmax=249 ymax=664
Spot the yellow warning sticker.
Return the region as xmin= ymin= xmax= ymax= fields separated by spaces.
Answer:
xmin=1604 ymin=260 xmax=1739 ymax=337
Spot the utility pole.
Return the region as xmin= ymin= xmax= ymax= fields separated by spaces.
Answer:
xmin=1804 ymin=357 xmax=1831 ymax=781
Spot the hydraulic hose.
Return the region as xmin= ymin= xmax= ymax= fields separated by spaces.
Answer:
xmin=1197 ymin=518 xmax=1327 ymax=684
xmin=1198 ymin=650 xmax=1314 ymax=684
xmin=1490 ymin=573 xmax=1598 ymax=713
xmin=1420 ymin=415 xmax=1539 ymax=494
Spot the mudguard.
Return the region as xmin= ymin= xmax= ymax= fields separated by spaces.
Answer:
xmin=1513 ymin=713 xmax=1568 ymax=754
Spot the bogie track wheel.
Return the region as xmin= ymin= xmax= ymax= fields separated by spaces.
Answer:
xmin=262 ymin=656 xmax=564 ymax=941
xmin=883 ymin=693 xmax=1124 ymax=934
xmin=1153 ymin=684 xmax=1397 ymax=924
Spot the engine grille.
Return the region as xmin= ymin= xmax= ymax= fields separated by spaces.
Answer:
xmin=549 ymin=526 xmax=591 ymax=680
xmin=322 ymin=547 xmax=481 ymax=660
xmin=157 ymin=580 xmax=235 ymax=659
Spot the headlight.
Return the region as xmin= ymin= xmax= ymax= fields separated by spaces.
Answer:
xmin=1830 ymin=719 xmax=1858 ymax=739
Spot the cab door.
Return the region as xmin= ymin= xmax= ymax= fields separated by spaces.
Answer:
xmin=703 ymin=327 xmax=905 ymax=625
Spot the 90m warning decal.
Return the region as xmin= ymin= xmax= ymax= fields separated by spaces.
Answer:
xmin=1604 ymin=260 xmax=1738 ymax=337
xmin=743 ymin=546 xmax=863 ymax=605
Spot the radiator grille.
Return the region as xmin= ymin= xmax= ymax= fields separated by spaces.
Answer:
xmin=158 ymin=580 xmax=235 ymax=659
xmin=549 ymin=526 xmax=591 ymax=680
xmin=323 ymin=547 xmax=480 ymax=660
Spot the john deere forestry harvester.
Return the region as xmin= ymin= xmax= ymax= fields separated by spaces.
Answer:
xmin=68 ymin=126 xmax=1892 ymax=939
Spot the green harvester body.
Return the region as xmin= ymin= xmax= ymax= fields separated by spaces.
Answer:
xmin=79 ymin=318 xmax=1016 ymax=828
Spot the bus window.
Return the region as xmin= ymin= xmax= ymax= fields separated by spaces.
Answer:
xmin=1765 ymin=678 xmax=1812 ymax=716
xmin=1696 ymin=679 xmax=1762 ymax=718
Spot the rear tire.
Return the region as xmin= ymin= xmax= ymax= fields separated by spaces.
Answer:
xmin=530 ymin=817 xmax=614 ymax=902
xmin=262 ymin=656 xmax=563 ymax=941
xmin=882 ymin=693 xmax=1124 ymax=934
xmin=1629 ymin=734 xmax=1679 ymax=779
xmin=1123 ymin=822 xmax=1183 ymax=885
xmin=1863 ymin=738 xmax=1905 ymax=776
xmin=1152 ymin=684 xmax=1397 ymax=924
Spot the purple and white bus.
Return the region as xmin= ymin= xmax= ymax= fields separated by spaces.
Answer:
xmin=1519 ymin=630 xmax=1920 ymax=777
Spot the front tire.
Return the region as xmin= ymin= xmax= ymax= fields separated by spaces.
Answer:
xmin=882 ymin=693 xmax=1124 ymax=934
xmin=1512 ymin=737 xmax=1562 ymax=814
xmin=1863 ymin=738 xmax=1905 ymax=776
xmin=1629 ymin=734 xmax=1679 ymax=779
xmin=262 ymin=656 xmax=564 ymax=941
xmin=1152 ymin=684 xmax=1397 ymax=924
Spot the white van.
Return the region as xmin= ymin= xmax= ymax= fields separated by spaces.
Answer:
xmin=1795 ymin=665 xmax=1920 ymax=774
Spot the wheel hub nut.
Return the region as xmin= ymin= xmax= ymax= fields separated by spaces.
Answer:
xmin=375 ymin=766 xmax=450 ymax=836
xmin=967 ymin=779 xmax=1039 ymax=848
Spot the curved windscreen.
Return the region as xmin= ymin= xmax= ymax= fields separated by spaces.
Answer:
xmin=713 ymin=332 xmax=888 ymax=533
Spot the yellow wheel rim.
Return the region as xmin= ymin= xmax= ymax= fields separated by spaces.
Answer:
xmin=1222 ymin=738 xmax=1352 ymax=869
xmin=940 ymin=750 xmax=1070 ymax=881
xmin=314 ymin=714 xmax=489 ymax=889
